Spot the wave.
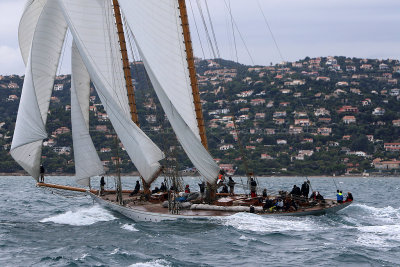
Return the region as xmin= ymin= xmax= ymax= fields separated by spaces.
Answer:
xmin=40 ymin=205 xmax=116 ymax=226
xmin=220 ymin=212 xmax=322 ymax=233
xmin=129 ymin=259 xmax=171 ymax=267
xmin=345 ymin=204 xmax=400 ymax=224
xmin=356 ymin=224 xmax=400 ymax=249
xmin=339 ymin=204 xmax=400 ymax=249
xmin=121 ymin=223 xmax=139 ymax=232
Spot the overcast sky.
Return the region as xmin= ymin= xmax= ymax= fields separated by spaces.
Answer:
xmin=1 ymin=0 xmax=400 ymax=75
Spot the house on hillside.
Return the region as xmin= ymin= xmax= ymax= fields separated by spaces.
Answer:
xmin=384 ymin=143 xmax=400 ymax=151
xmin=372 ymin=107 xmax=385 ymax=116
xmin=342 ymin=116 xmax=356 ymax=124
xmin=337 ymin=106 xmax=358 ymax=113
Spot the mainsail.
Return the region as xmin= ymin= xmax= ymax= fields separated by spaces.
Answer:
xmin=57 ymin=0 xmax=165 ymax=183
xmin=118 ymin=0 xmax=220 ymax=184
xmin=11 ymin=0 xmax=67 ymax=179
xmin=71 ymin=42 xmax=104 ymax=186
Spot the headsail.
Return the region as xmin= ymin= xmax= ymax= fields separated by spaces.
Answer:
xmin=11 ymin=0 xmax=67 ymax=179
xmin=118 ymin=0 xmax=220 ymax=184
xmin=57 ymin=0 xmax=165 ymax=183
xmin=71 ymin=42 xmax=104 ymax=186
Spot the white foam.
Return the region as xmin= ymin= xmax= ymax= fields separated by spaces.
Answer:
xmin=129 ymin=259 xmax=171 ymax=267
xmin=40 ymin=205 xmax=116 ymax=226
xmin=220 ymin=212 xmax=321 ymax=233
xmin=353 ymin=204 xmax=400 ymax=223
xmin=357 ymin=224 xmax=400 ymax=248
xmin=121 ymin=223 xmax=139 ymax=232
xmin=239 ymin=235 xmax=256 ymax=241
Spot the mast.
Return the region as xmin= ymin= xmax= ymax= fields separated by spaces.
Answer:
xmin=112 ymin=0 xmax=151 ymax=195
xmin=178 ymin=0 xmax=208 ymax=150
xmin=112 ymin=0 xmax=139 ymax=125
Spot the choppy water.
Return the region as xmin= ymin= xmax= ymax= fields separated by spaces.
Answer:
xmin=0 ymin=176 xmax=399 ymax=266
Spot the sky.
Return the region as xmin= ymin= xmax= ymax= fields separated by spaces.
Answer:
xmin=1 ymin=0 xmax=400 ymax=75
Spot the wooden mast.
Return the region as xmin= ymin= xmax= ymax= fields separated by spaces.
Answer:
xmin=178 ymin=0 xmax=217 ymax=201
xmin=178 ymin=0 xmax=208 ymax=150
xmin=112 ymin=0 xmax=139 ymax=125
xmin=112 ymin=0 xmax=154 ymax=195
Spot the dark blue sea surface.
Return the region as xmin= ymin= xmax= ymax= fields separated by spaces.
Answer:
xmin=0 ymin=176 xmax=399 ymax=266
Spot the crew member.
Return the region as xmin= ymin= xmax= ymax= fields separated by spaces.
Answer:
xmin=217 ymin=170 xmax=225 ymax=185
xmin=227 ymin=177 xmax=236 ymax=195
xmin=336 ymin=190 xmax=343 ymax=203
xmin=185 ymin=184 xmax=190 ymax=193
xmin=160 ymin=182 xmax=167 ymax=192
xmin=100 ymin=176 xmax=105 ymax=196
xmin=39 ymin=164 xmax=45 ymax=183
xmin=250 ymin=178 xmax=257 ymax=198
xmin=345 ymin=192 xmax=353 ymax=202
xmin=130 ymin=180 xmax=140 ymax=196
xmin=198 ymin=181 xmax=205 ymax=198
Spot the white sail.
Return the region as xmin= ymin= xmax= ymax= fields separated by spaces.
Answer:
xmin=119 ymin=0 xmax=220 ymax=183
xmin=19 ymin=0 xmax=47 ymax=65
xmin=11 ymin=0 xmax=67 ymax=179
xmin=71 ymin=42 xmax=104 ymax=186
xmin=58 ymin=0 xmax=165 ymax=183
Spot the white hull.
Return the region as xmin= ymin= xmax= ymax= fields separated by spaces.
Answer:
xmin=89 ymin=192 xmax=352 ymax=222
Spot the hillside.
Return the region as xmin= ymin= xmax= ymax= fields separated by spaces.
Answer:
xmin=1 ymin=56 xmax=400 ymax=176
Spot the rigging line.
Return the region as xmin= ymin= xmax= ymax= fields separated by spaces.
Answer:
xmin=188 ymin=0 xmax=206 ymax=59
xmin=219 ymin=0 xmax=252 ymax=184
xmin=196 ymin=0 xmax=217 ymax=59
xmin=256 ymin=0 xmax=284 ymax=63
xmin=203 ymin=0 xmax=220 ymax=59
xmin=226 ymin=0 xmax=238 ymax=63
xmin=223 ymin=0 xmax=255 ymax=65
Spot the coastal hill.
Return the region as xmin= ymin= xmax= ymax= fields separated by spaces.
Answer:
xmin=1 ymin=56 xmax=400 ymax=176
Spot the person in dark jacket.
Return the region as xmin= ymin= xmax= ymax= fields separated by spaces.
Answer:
xmin=250 ymin=178 xmax=257 ymax=198
xmin=100 ymin=176 xmax=105 ymax=196
xmin=301 ymin=181 xmax=310 ymax=198
xmin=130 ymin=181 xmax=140 ymax=196
xmin=198 ymin=181 xmax=205 ymax=198
xmin=220 ymin=185 xmax=228 ymax=194
xmin=290 ymin=185 xmax=301 ymax=196
xmin=262 ymin=188 xmax=268 ymax=198
xmin=345 ymin=192 xmax=353 ymax=202
xmin=227 ymin=177 xmax=236 ymax=195
xmin=40 ymin=164 xmax=45 ymax=183
xmin=160 ymin=182 xmax=167 ymax=192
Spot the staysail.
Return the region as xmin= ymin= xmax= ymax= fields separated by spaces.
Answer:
xmin=118 ymin=0 xmax=220 ymax=184
xmin=11 ymin=0 xmax=67 ymax=179
xmin=71 ymin=42 xmax=104 ymax=186
xmin=57 ymin=0 xmax=165 ymax=183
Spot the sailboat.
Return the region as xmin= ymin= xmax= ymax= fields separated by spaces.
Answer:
xmin=12 ymin=0 xmax=352 ymax=222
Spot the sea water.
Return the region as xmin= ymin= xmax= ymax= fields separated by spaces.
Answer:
xmin=0 ymin=176 xmax=399 ymax=266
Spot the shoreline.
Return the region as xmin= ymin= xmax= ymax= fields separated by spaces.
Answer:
xmin=1 ymin=173 xmax=399 ymax=178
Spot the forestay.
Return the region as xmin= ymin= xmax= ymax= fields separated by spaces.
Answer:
xmin=58 ymin=0 xmax=165 ymax=183
xmin=118 ymin=0 xmax=220 ymax=184
xmin=71 ymin=42 xmax=104 ymax=186
xmin=11 ymin=0 xmax=67 ymax=179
